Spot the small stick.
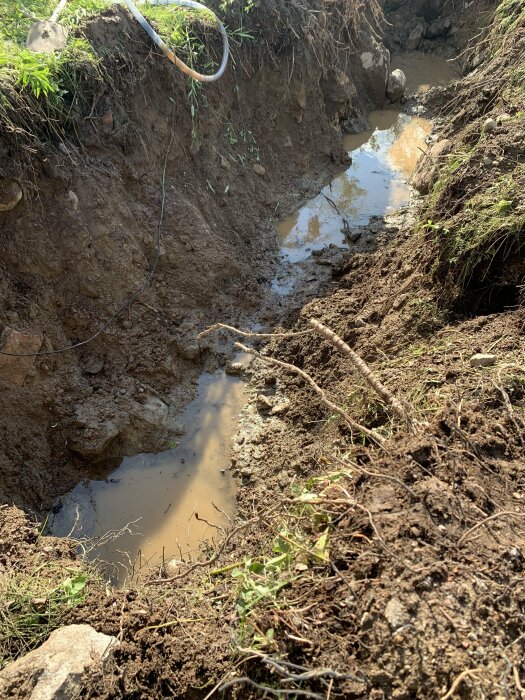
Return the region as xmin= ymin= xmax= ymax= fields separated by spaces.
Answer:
xmin=458 ymin=512 xmax=525 ymax=546
xmin=199 ymin=323 xmax=315 ymax=340
xmin=440 ymin=669 xmax=482 ymax=700
xmin=234 ymin=341 xmax=384 ymax=446
xmin=309 ymin=319 xmax=414 ymax=431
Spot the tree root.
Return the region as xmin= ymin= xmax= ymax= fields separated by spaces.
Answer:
xmin=234 ymin=341 xmax=385 ymax=447
xmin=308 ymin=319 xmax=415 ymax=432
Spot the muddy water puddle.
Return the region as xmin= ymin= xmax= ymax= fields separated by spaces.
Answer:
xmin=50 ymin=372 xmax=245 ymax=585
xmin=392 ymin=52 xmax=459 ymax=95
xmin=276 ymin=111 xmax=431 ymax=265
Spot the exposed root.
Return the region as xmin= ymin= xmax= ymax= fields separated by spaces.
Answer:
xmin=457 ymin=511 xmax=525 ymax=546
xmin=308 ymin=319 xmax=415 ymax=431
xmin=234 ymin=341 xmax=385 ymax=447
xmin=199 ymin=322 xmax=315 ymax=340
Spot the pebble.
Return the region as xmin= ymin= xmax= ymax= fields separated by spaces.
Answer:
xmin=470 ymin=353 xmax=496 ymax=368
xmin=220 ymin=155 xmax=231 ymax=171
xmin=483 ymin=117 xmax=497 ymax=134
xmin=384 ymin=597 xmax=410 ymax=630
xmin=253 ymin=163 xmax=266 ymax=176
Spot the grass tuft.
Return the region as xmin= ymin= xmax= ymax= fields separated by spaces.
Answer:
xmin=0 ymin=565 xmax=90 ymax=669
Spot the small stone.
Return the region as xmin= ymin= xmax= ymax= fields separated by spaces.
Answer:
xmin=164 ymin=559 xmax=181 ymax=577
xmin=284 ymin=136 xmax=293 ymax=148
xmin=483 ymin=156 xmax=493 ymax=167
xmin=384 ymin=598 xmax=410 ymax=630
xmin=220 ymin=155 xmax=231 ymax=171
xmin=68 ymin=190 xmax=79 ymax=212
xmin=225 ymin=362 xmax=244 ymax=376
xmin=483 ymin=118 xmax=497 ymax=134
xmin=387 ymin=69 xmax=407 ymax=103
xmin=256 ymin=394 xmax=274 ymax=412
xmin=271 ymin=399 xmax=290 ymax=415
xmin=0 ymin=178 xmax=23 ymax=212
xmin=470 ymin=353 xmax=496 ymax=368
xmin=253 ymin=163 xmax=266 ymax=176
xmin=83 ymin=357 xmax=104 ymax=375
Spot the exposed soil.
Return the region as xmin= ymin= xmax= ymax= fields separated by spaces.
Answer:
xmin=2 ymin=0 xmax=525 ymax=698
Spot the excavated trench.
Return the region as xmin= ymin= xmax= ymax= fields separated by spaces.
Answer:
xmin=0 ymin=0 xmax=490 ymax=586
xmin=47 ymin=50 xmax=458 ymax=585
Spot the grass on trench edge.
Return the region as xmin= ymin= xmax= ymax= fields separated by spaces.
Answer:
xmin=0 ymin=561 xmax=93 ymax=669
xmin=0 ymin=1 xmax=254 ymax=101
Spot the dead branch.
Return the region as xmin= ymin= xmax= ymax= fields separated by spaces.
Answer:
xmin=218 ymin=678 xmax=326 ymax=699
xmin=234 ymin=341 xmax=384 ymax=447
xmin=458 ymin=512 xmax=525 ymax=546
xmin=199 ymin=322 xmax=314 ymax=340
xmin=309 ymin=318 xmax=414 ymax=431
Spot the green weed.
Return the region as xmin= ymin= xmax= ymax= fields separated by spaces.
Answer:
xmin=0 ymin=566 xmax=89 ymax=669
xmin=229 ymin=476 xmax=334 ymax=646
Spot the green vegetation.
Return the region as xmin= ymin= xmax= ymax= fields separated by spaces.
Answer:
xmin=495 ymin=0 xmax=525 ymax=35
xmin=438 ymin=167 xmax=524 ymax=289
xmin=0 ymin=565 xmax=90 ymax=669
xmin=228 ymin=474 xmax=335 ymax=649
xmin=420 ymin=0 xmax=525 ymax=308
xmin=0 ymin=1 xmax=255 ymax=146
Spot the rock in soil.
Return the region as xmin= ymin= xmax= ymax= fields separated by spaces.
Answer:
xmin=384 ymin=597 xmax=410 ymax=630
xmin=470 ymin=353 xmax=497 ymax=368
xmin=0 ymin=624 xmax=117 ymax=699
xmin=0 ymin=327 xmax=43 ymax=385
xmin=483 ymin=117 xmax=497 ymax=134
xmin=406 ymin=23 xmax=426 ymax=50
xmin=387 ymin=69 xmax=407 ymax=102
xmin=0 ymin=178 xmax=23 ymax=212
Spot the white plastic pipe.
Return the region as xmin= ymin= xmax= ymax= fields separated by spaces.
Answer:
xmin=50 ymin=0 xmax=69 ymax=23
xmin=48 ymin=0 xmax=229 ymax=82
xmin=121 ymin=0 xmax=230 ymax=82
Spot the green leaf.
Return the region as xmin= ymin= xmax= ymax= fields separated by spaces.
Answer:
xmin=312 ymin=529 xmax=330 ymax=564
xmin=61 ymin=573 xmax=88 ymax=599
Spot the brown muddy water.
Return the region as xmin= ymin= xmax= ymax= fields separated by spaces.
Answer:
xmin=276 ymin=111 xmax=431 ymax=265
xmin=51 ymin=372 xmax=244 ymax=585
xmin=50 ymin=53 xmax=456 ymax=585
xmin=392 ymin=52 xmax=459 ymax=95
